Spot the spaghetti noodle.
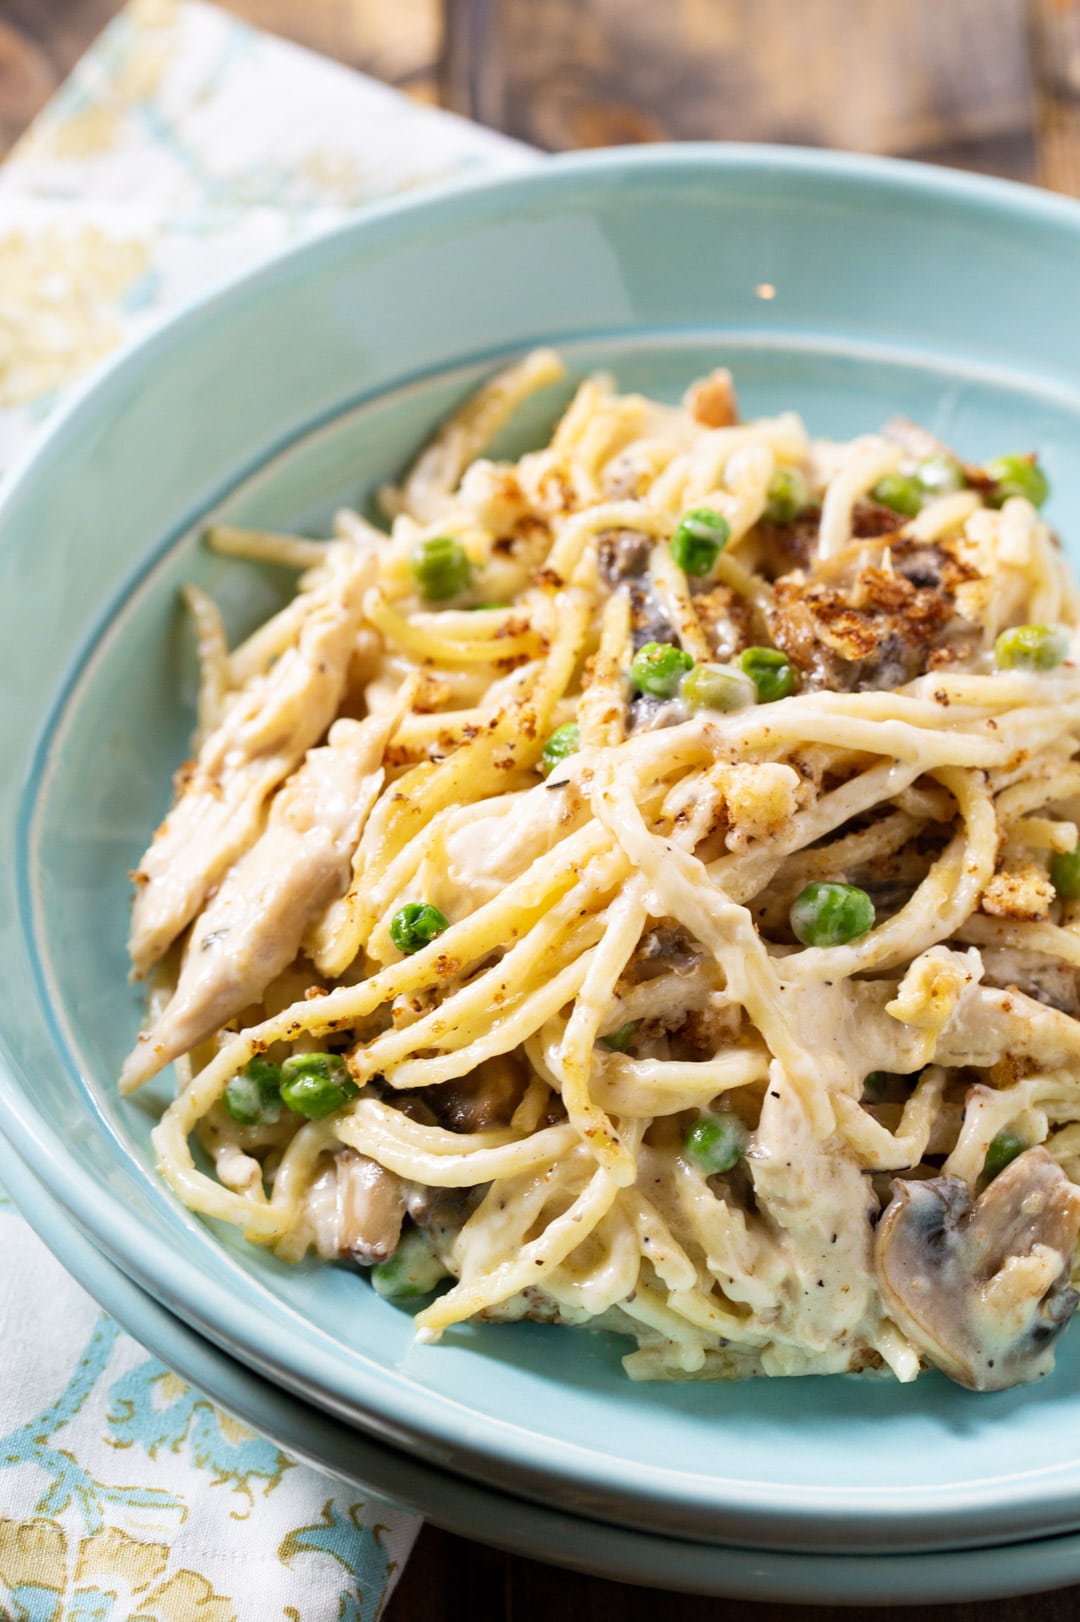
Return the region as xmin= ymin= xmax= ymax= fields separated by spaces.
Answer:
xmin=123 ymin=353 xmax=1080 ymax=1389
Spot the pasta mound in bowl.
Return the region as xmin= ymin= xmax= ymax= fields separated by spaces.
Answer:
xmin=123 ymin=351 xmax=1080 ymax=1392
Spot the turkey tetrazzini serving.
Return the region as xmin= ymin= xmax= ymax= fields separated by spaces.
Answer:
xmin=123 ymin=351 xmax=1080 ymax=1391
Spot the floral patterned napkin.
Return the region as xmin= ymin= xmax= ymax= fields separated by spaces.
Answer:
xmin=0 ymin=1185 xmax=415 ymax=1619
xmin=0 ymin=3 xmax=533 ymax=1616
xmin=0 ymin=0 xmax=531 ymax=473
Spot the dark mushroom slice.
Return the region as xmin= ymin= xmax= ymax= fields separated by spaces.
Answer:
xmin=406 ymin=1182 xmax=476 ymax=1255
xmin=978 ymin=947 xmax=1080 ymax=1017
xmin=630 ymin=924 xmax=705 ymax=982
xmin=626 ymin=693 xmax=687 ymax=734
xmin=875 ymin=1148 xmax=1080 ymax=1391
xmin=597 ymin=528 xmax=653 ymax=585
xmin=626 ymin=578 xmax=677 ymax=650
xmin=427 ymin=1054 xmax=526 ymax=1133
xmin=326 ymin=1147 xmax=407 ymax=1265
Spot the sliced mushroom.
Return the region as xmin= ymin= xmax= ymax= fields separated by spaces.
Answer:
xmin=430 ymin=1055 xmax=527 ymax=1133
xmin=307 ymin=1148 xmax=406 ymax=1265
xmin=631 ymin=924 xmax=705 ymax=982
xmin=875 ymin=1148 xmax=1080 ymax=1391
xmin=405 ymin=1182 xmax=476 ymax=1256
xmin=597 ymin=528 xmax=652 ymax=585
xmin=627 ymin=579 xmax=677 ymax=650
xmin=627 ymin=693 xmax=687 ymax=734
xmin=977 ymin=946 xmax=1080 ymax=1017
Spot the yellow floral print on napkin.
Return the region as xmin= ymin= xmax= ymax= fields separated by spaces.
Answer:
xmin=0 ymin=225 xmax=149 ymax=406
xmin=16 ymin=0 xmax=177 ymax=167
xmin=0 ymin=1306 xmax=404 ymax=1619
xmin=40 ymin=105 xmax=122 ymax=162
xmin=0 ymin=1518 xmax=237 ymax=1621
xmin=0 ymin=0 xmax=528 ymax=472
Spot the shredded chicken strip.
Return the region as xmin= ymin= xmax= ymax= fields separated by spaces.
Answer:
xmin=128 ymin=545 xmax=377 ymax=977
xmin=122 ymin=689 xmax=407 ymax=1091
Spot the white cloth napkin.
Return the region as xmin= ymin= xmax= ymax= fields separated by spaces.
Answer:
xmin=0 ymin=4 xmax=533 ymax=1615
xmin=0 ymin=1188 xmax=418 ymax=1619
xmin=0 ymin=0 xmax=531 ymax=473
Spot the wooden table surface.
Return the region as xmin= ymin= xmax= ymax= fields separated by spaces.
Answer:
xmin=6 ymin=0 xmax=1080 ymax=1616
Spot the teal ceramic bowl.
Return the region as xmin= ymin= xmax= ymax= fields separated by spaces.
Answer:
xmin=6 ymin=147 xmax=1080 ymax=1557
xmin=8 ymin=1134 xmax=1080 ymax=1607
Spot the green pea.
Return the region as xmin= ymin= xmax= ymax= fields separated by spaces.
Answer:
xmin=467 ymin=601 xmax=505 ymax=611
xmin=739 ymin=646 xmax=796 ymax=703
xmin=790 ymin=881 xmax=876 ymax=948
xmin=410 ymin=535 xmax=472 ymax=601
xmin=680 ymin=663 xmax=755 ymax=714
xmin=669 ymin=507 xmax=730 ymax=576
xmin=985 ymin=453 xmax=1050 ymax=510
xmin=684 ymin=1110 xmax=748 ymax=1174
xmin=863 ymin=1069 xmax=922 ymax=1099
xmin=390 ymin=901 xmax=450 ymax=955
xmin=871 ymin=473 xmax=924 ymax=518
xmin=601 ymin=1021 xmax=638 ymax=1052
xmin=279 ymin=1052 xmax=359 ymax=1119
xmin=541 ymin=722 xmax=580 ymax=777
xmin=916 ymin=454 xmax=966 ymax=498
xmin=1051 ymin=846 xmax=1080 ymax=900
xmin=223 ymin=1056 xmax=283 ymax=1126
xmin=371 ymin=1227 xmax=448 ymax=1299
xmin=993 ymin=623 xmax=1068 ymax=673
xmin=983 ymin=1130 xmax=1028 ymax=1184
xmin=630 ymin=641 xmax=694 ymax=699
xmin=763 ymin=466 xmax=810 ymax=524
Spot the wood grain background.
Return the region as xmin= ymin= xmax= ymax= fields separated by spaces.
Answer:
xmin=5 ymin=0 xmax=1080 ymax=1616
xmin=6 ymin=0 xmax=1080 ymax=189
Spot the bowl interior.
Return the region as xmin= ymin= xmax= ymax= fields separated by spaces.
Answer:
xmin=7 ymin=149 xmax=1080 ymax=1554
